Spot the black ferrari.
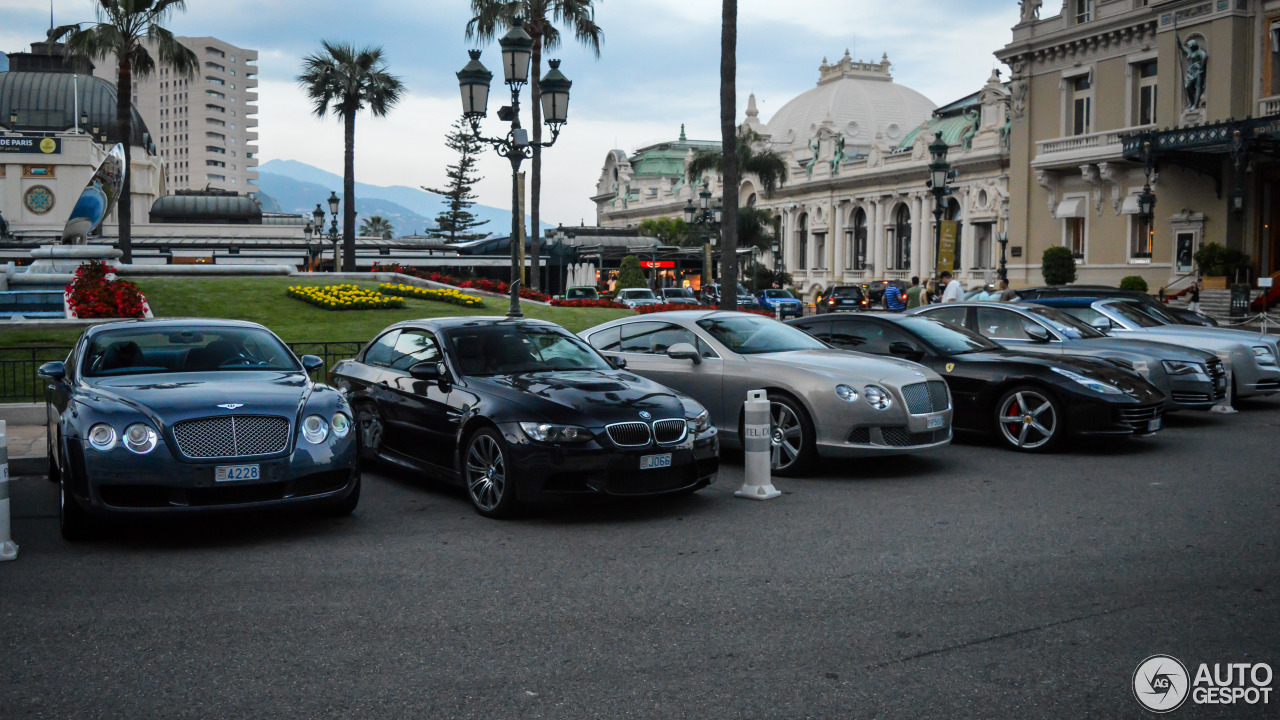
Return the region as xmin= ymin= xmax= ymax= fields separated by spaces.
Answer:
xmin=38 ymin=319 xmax=361 ymax=540
xmin=329 ymin=317 xmax=719 ymax=518
xmin=787 ymin=314 xmax=1167 ymax=452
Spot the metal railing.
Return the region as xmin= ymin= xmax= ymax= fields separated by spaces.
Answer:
xmin=0 ymin=340 xmax=367 ymax=404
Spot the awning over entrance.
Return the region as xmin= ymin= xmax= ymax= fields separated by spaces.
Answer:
xmin=1054 ymin=197 xmax=1086 ymax=219
xmin=1121 ymin=114 xmax=1280 ymax=194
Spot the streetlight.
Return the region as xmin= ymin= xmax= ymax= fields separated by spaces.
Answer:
xmin=458 ymin=17 xmax=572 ymax=318
xmin=303 ymin=220 xmax=316 ymax=271
xmin=927 ymin=131 xmax=952 ymax=290
xmin=317 ymin=196 xmax=340 ymax=271
xmin=686 ymin=181 xmax=722 ymax=295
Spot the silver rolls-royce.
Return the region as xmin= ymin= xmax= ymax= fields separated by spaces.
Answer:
xmin=580 ymin=311 xmax=953 ymax=475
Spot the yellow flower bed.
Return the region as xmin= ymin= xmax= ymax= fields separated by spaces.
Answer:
xmin=287 ymin=283 xmax=405 ymax=311
xmin=379 ymin=283 xmax=484 ymax=307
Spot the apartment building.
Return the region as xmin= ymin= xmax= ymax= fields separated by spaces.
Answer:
xmin=95 ymin=36 xmax=259 ymax=193
xmin=996 ymin=0 xmax=1280 ymax=288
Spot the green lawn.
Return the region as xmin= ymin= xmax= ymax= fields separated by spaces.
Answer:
xmin=2 ymin=276 xmax=632 ymax=347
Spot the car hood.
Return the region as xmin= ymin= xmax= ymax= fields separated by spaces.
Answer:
xmin=1127 ymin=325 xmax=1279 ymax=350
xmin=469 ymin=369 xmax=688 ymax=426
xmin=1118 ymin=328 xmax=1257 ymax=353
xmin=81 ymin=371 xmax=311 ymax=424
xmin=1072 ymin=337 xmax=1217 ymax=363
xmin=748 ymin=349 xmax=940 ymax=387
xmin=963 ymin=350 xmax=1163 ymax=400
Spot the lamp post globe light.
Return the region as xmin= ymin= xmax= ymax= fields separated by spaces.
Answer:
xmin=458 ymin=17 xmax=571 ymax=318
xmin=303 ymin=220 xmax=315 ymax=271
xmin=927 ymin=132 xmax=952 ymax=290
xmin=318 ymin=195 xmax=340 ymax=272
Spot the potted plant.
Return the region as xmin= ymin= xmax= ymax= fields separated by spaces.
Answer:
xmin=1193 ymin=243 xmax=1250 ymax=290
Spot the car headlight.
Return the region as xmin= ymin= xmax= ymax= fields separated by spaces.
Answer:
xmin=1252 ymin=346 xmax=1277 ymax=367
xmin=123 ymin=423 xmax=158 ymax=454
xmin=301 ymin=414 xmax=329 ymax=444
xmin=1052 ymin=367 xmax=1122 ymax=395
xmin=686 ymin=409 xmax=711 ymax=434
xmin=835 ymin=384 xmax=859 ymax=402
xmin=519 ymin=422 xmax=592 ymax=443
xmin=1162 ymin=359 xmax=1205 ymax=376
xmin=87 ymin=423 xmax=116 ymax=451
xmin=331 ymin=412 xmax=352 ymax=438
xmin=863 ymin=385 xmax=892 ymax=410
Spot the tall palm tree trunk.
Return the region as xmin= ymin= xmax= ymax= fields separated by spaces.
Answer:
xmin=529 ymin=39 xmax=543 ymax=292
xmin=718 ymin=0 xmax=740 ymax=311
xmin=343 ymin=107 xmax=357 ymax=272
xmin=116 ymin=57 xmax=133 ymax=263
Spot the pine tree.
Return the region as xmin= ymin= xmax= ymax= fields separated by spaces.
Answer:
xmin=423 ymin=118 xmax=490 ymax=242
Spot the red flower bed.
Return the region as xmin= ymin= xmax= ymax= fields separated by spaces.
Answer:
xmin=370 ymin=263 xmax=551 ymax=302
xmin=635 ymin=303 xmax=771 ymax=316
xmin=65 ymin=260 xmax=150 ymax=318
xmin=550 ymin=298 xmax=627 ymax=309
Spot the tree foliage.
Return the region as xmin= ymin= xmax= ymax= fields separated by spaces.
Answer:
xmin=686 ymin=128 xmax=789 ymax=198
xmin=1041 ymin=246 xmax=1078 ymax=286
xmin=638 ymin=217 xmax=691 ymax=247
xmin=360 ymin=215 xmax=395 ymax=239
xmin=1193 ymin=242 xmax=1250 ymax=277
xmin=1119 ymin=275 xmax=1149 ymax=292
xmin=615 ymin=255 xmax=647 ymax=290
xmin=422 ymin=118 xmax=490 ymax=242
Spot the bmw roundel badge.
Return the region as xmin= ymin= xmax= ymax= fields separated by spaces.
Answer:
xmin=639 ymin=411 xmax=652 ymax=419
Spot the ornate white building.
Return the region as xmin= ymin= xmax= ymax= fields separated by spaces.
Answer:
xmin=594 ymin=52 xmax=1013 ymax=300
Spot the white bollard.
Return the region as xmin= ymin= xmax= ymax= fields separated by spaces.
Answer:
xmin=0 ymin=420 xmax=18 ymax=561
xmin=1209 ymin=352 xmax=1237 ymax=415
xmin=735 ymin=390 xmax=782 ymax=500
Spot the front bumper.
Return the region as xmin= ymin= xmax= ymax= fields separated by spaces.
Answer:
xmin=1067 ymin=398 xmax=1165 ymax=437
xmin=814 ymin=391 xmax=953 ymax=458
xmin=1163 ymin=371 xmax=1226 ymax=410
xmin=498 ymin=423 xmax=719 ymax=502
xmin=64 ymin=431 xmax=359 ymax=516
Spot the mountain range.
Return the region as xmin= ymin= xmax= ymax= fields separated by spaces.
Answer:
xmin=254 ymin=159 xmax=550 ymax=238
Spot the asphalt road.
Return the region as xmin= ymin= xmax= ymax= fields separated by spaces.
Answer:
xmin=2 ymin=400 xmax=1278 ymax=719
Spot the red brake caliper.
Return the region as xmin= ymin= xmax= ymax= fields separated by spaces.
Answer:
xmin=1006 ymin=401 xmax=1021 ymax=425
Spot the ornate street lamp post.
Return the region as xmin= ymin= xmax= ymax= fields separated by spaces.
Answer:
xmin=927 ymin=132 xmax=952 ymax=291
xmin=996 ymin=232 xmax=1009 ymax=283
xmin=303 ymin=219 xmax=315 ymax=271
xmin=321 ymin=192 xmax=341 ymax=272
xmin=684 ymin=181 xmax=723 ymax=294
xmin=458 ymin=18 xmax=572 ymax=318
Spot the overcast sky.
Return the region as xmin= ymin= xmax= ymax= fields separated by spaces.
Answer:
xmin=3 ymin=0 xmax=1023 ymax=224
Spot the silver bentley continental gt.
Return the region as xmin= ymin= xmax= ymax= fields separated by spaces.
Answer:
xmin=580 ymin=311 xmax=953 ymax=475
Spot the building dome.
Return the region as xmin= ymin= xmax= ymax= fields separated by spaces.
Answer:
xmin=763 ymin=52 xmax=937 ymax=152
xmin=0 ymin=71 xmax=154 ymax=150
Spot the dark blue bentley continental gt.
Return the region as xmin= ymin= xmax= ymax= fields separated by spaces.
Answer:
xmin=38 ymin=319 xmax=360 ymax=540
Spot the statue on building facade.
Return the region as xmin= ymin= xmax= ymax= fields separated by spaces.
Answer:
xmin=1019 ymin=0 xmax=1042 ymax=23
xmin=999 ymin=109 xmax=1012 ymax=149
xmin=1176 ymin=31 xmax=1208 ymax=111
xmin=804 ymin=137 xmax=821 ymax=179
xmin=960 ymin=108 xmax=980 ymax=151
xmin=829 ymin=135 xmax=847 ymax=175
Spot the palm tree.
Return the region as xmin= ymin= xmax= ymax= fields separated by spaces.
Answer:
xmin=718 ymin=0 xmax=740 ymax=311
xmin=686 ymin=128 xmax=789 ymax=198
xmin=53 ymin=0 xmax=199 ymax=264
xmin=298 ymin=42 xmax=404 ymax=272
xmin=468 ymin=1 xmax=603 ymax=292
xmin=359 ymin=215 xmax=394 ymax=239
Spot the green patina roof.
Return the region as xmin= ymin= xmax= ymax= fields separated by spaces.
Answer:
xmin=629 ymin=139 xmax=720 ymax=178
xmin=896 ymin=114 xmax=972 ymax=152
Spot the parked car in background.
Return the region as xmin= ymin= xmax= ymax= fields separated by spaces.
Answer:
xmin=562 ymin=286 xmax=600 ymax=301
xmin=788 ymin=314 xmax=1167 ymax=452
xmin=756 ymin=288 xmax=804 ymax=318
xmin=1015 ymin=286 xmax=1218 ymax=326
xmin=39 ymin=319 xmax=361 ymax=540
xmin=660 ymin=287 xmax=702 ymax=305
xmin=1032 ymin=297 xmax=1280 ymax=398
xmin=910 ymin=302 xmax=1226 ymax=411
xmin=702 ymin=283 xmax=756 ymax=309
xmin=330 ymin=318 xmax=719 ymax=518
xmin=582 ymin=311 xmax=953 ymax=475
xmin=862 ymin=280 xmax=907 ymax=308
xmin=614 ymin=288 xmax=661 ymax=309
xmin=816 ymin=285 xmax=870 ymax=314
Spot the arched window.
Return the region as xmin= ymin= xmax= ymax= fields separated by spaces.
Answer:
xmin=894 ymin=205 xmax=912 ymax=270
xmin=746 ymin=193 xmax=757 ymax=207
xmin=796 ymin=213 xmax=809 ymax=270
xmin=847 ymin=208 xmax=868 ymax=270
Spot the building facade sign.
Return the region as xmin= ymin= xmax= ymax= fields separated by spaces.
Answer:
xmin=0 ymin=137 xmax=62 ymax=154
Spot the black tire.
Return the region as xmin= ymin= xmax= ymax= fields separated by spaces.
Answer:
xmin=764 ymin=393 xmax=817 ymax=477
xmin=993 ymin=385 xmax=1064 ymax=453
xmin=462 ymin=428 xmax=519 ymax=519
xmin=46 ymin=428 xmax=58 ymax=483
xmin=57 ymin=449 xmax=95 ymax=542
xmin=325 ymin=473 xmax=361 ymax=517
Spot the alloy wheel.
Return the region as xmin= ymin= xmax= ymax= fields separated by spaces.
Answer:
xmin=466 ymin=434 xmax=507 ymax=513
xmin=998 ymin=390 xmax=1058 ymax=450
xmin=769 ymin=401 xmax=804 ymax=472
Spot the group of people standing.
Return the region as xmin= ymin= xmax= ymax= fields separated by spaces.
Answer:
xmin=881 ymin=274 xmax=1016 ymax=312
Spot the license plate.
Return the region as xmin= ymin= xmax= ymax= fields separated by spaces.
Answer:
xmin=1147 ymin=418 xmax=1161 ymax=432
xmin=927 ymin=416 xmax=945 ymax=429
xmin=639 ymin=453 xmax=672 ymax=470
xmin=216 ymin=464 xmax=260 ymax=482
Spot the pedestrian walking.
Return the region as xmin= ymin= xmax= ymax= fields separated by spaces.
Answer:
xmin=997 ymin=278 xmax=1017 ymax=302
xmin=1188 ymin=280 xmax=1201 ymax=313
xmin=905 ymin=276 xmax=926 ymax=309
xmin=884 ymin=282 xmax=905 ymax=312
xmin=939 ymin=271 xmax=965 ymax=303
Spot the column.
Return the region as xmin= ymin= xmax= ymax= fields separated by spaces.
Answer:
xmin=870 ymin=199 xmax=884 ymax=277
xmin=959 ymin=190 xmax=975 ymax=279
xmin=832 ymin=202 xmax=844 ymax=280
xmin=912 ymin=194 xmax=926 ymax=277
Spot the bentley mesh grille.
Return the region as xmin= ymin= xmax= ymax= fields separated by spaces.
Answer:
xmin=606 ymin=422 xmax=652 ymax=448
xmin=652 ymin=419 xmax=688 ymax=445
xmin=901 ymin=381 xmax=950 ymax=415
xmin=172 ymin=415 xmax=291 ymax=459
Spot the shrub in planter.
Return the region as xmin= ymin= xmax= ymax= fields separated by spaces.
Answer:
xmin=1193 ymin=242 xmax=1250 ymax=278
xmin=1119 ymin=275 xmax=1149 ymax=293
xmin=1041 ymin=246 xmax=1077 ymax=286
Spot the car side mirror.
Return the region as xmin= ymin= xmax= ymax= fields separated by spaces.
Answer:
xmin=666 ymin=342 xmax=702 ymax=364
xmin=38 ymin=361 xmax=66 ymax=381
xmin=608 ymin=355 xmax=627 ymax=370
xmin=1090 ymin=317 xmax=1113 ymax=333
xmin=409 ymin=361 xmax=441 ymax=381
xmin=300 ymin=355 xmax=324 ymax=372
xmin=888 ymin=341 xmax=924 ymax=360
xmin=1024 ymin=323 xmax=1052 ymax=343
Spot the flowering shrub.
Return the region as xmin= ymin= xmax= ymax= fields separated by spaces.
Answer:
xmin=370 ymin=264 xmax=551 ymax=302
xmin=287 ymin=284 xmax=404 ymax=310
xmin=65 ymin=260 xmax=150 ymax=318
xmin=550 ymin=298 xmax=627 ymax=309
xmin=635 ymin=302 xmax=771 ymax=316
xmin=379 ymin=283 xmax=483 ymax=307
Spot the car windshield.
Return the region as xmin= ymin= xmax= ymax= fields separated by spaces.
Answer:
xmin=566 ymin=287 xmax=598 ymax=299
xmin=696 ymin=316 xmax=826 ymax=355
xmin=1024 ymin=306 xmax=1105 ymax=339
xmin=446 ymin=325 xmax=611 ymax=376
xmin=1129 ymin=301 xmax=1179 ymax=324
xmin=831 ymin=286 xmax=863 ymax=298
xmin=82 ymin=326 xmax=299 ymax=377
xmin=622 ymin=289 xmax=656 ymax=300
xmin=763 ymin=290 xmax=795 ymax=299
xmin=664 ymin=288 xmax=696 ymax=299
xmin=896 ymin=317 xmax=999 ymax=355
xmin=1108 ymin=302 xmax=1164 ymax=327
